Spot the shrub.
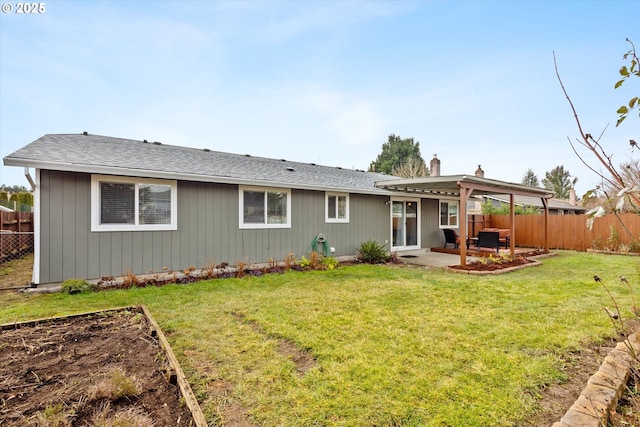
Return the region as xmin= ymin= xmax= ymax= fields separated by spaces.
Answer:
xmin=321 ymin=256 xmax=339 ymax=270
xmin=298 ymin=252 xmax=324 ymax=270
xmin=607 ymin=225 xmax=621 ymax=251
xmin=592 ymin=235 xmax=605 ymax=250
xmin=308 ymin=251 xmax=322 ymax=269
xmin=121 ymin=270 xmax=139 ymax=288
xmin=235 ymin=260 xmax=247 ymax=278
xmin=356 ymin=240 xmax=389 ymax=264
xmin=61 ymin=279 xmax=93 ymax=294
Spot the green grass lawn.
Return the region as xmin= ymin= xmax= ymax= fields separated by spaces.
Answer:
xmin=1 ymin=251 xmax=637 ymax=426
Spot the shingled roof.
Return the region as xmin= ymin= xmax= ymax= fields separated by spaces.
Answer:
xmin=4 ymin=133 xmax=398 ymax=194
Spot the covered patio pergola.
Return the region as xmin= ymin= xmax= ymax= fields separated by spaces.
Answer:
xmin=375 ymin=175 xmax=554 ymax=266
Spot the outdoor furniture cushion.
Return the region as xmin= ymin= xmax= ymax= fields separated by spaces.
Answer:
xmin=442 ymin=228 xmax=461 ymax=249
xmin=482 ymin=228 xmax=510 ymax=248
xmin=476 ymin=231 xmax=500 ymax=253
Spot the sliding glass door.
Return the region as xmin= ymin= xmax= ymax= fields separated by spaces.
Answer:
xmin=391 ymin=199 xmax=420 ymax=250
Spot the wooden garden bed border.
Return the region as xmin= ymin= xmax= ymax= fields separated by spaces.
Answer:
xmin=1 ymin=305 xmax=208 ymax=427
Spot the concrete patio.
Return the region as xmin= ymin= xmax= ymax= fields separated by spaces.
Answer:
xmin=396 ymin=249 xmax=479 ymax=268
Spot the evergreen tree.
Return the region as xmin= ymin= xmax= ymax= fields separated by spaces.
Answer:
xmin=542 ymin=165 xmax=576 ymax=199
xmin=369 ymin=134 xmax=427 ymax=176
xmin=521 ymin=168 xmax=540 ymax=187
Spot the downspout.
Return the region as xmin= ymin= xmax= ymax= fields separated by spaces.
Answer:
xmin=542 ymin=198 xmax=549 ymax=253
xmin=24 ymin=167 xmax=35 ymax=191
xmin=31 ymin=169 xmax=40 ymax=285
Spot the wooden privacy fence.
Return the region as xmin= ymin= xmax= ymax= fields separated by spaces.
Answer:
xmin=0 ymin=211 xmax=34 ymax=263
xmin=469 ymin=213 xmax=640 ymax=251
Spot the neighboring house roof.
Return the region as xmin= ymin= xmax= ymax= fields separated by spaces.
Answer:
xmin=3 ymin=133 xmax=398 ymax=195
xmin=479 ymin=194 xmax=585 ymax=213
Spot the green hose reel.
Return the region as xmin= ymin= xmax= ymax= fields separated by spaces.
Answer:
xmin=311 ymin=233 xmax=330 ymax=257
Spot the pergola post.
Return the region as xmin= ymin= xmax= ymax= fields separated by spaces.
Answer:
xmin=509 ymin=194 xmax=515 ymax=257
xmin=459 ymin=186 xmax=474 ymax=266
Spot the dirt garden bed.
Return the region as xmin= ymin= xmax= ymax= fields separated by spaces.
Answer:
xmin=0 ymin=306 xmax=205 ymax=426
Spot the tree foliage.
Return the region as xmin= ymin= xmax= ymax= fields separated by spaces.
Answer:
xmin=542 ymin=166 xmax=576 ymax=199
xmin=0 ymin=184 xmax=29 ymax=193
xmin=521 ymin=168 xmax=540 ymax=187
xmin=1 ymin=191 xmax=33 ymax=212
xmin=480 ymin=200 xmax=539 ymax=215
xmin=369 ymin=134 xmax=427 ymax=176
xmin=614 ymin=38 xmax=639 ymax=127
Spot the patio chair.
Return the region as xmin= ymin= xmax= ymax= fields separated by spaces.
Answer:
xmin=442 ymin=228 xmax=461 ymax=249
xmin=476 ymin=231 xmax=500 ymax=253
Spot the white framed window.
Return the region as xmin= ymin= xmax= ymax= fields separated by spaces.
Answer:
xmin=239 ymin=186 xmax=291 ymax=229
xmin=91 ymin=175 xmax=177 ymax=232
xmin=439 ymin=200 xmax=458 ymax=228
xmin=325 ymin=192 xmax=349 ymax=223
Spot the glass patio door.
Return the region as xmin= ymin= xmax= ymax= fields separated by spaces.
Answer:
xmin=391 ymin=199 xmax=419 ymax=250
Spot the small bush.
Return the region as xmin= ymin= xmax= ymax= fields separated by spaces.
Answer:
xmin=607 ymin=225 xmax=621 ymax=251
xmin=298 ymin=252 xmax=324 ymax=270
xmin=201 ymin=258 xmax=216 ymax=279
xmin=61 ymin=279 xmax=93 ymax=294
xmin=308 ymin=251 xmax=322 ymax=269
xmin=235 ymin=260 xmax=247 ymax=278
xmin=322 ymin=256 xmax=339 ymax=270
xmin=592 ymin=235 xmax=605 ymax=250
xmin=121 ymin=270 xmax=139 ymax=288
xmin=356 ymin=240 xmax=388 ymax=264
xmin=283 ymin=252 xmax=296 ymax=270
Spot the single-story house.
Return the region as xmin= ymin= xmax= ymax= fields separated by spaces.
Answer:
xmin=3 ymin=133 xmax=553 ymax=285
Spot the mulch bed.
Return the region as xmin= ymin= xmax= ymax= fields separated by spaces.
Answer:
xmin=449 ymin=256 xmax=534 ymax=271
xmin=0 ymin=307 xmax=198 ymax=426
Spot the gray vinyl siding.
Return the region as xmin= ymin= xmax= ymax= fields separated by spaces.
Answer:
xmin=37 ymin=171 xmax=392 ymax=284
xmin=421 ymin=198 xmax=441 ymax=248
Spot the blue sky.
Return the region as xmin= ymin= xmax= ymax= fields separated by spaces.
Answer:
xmin=1 ymin=0 xmax=638 ymax=196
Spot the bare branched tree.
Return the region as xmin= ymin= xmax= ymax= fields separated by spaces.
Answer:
xmin=391 ymin=156 xmax=429 ymax=178
xmin=553 ymin=39 xmax=639 ymax=239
